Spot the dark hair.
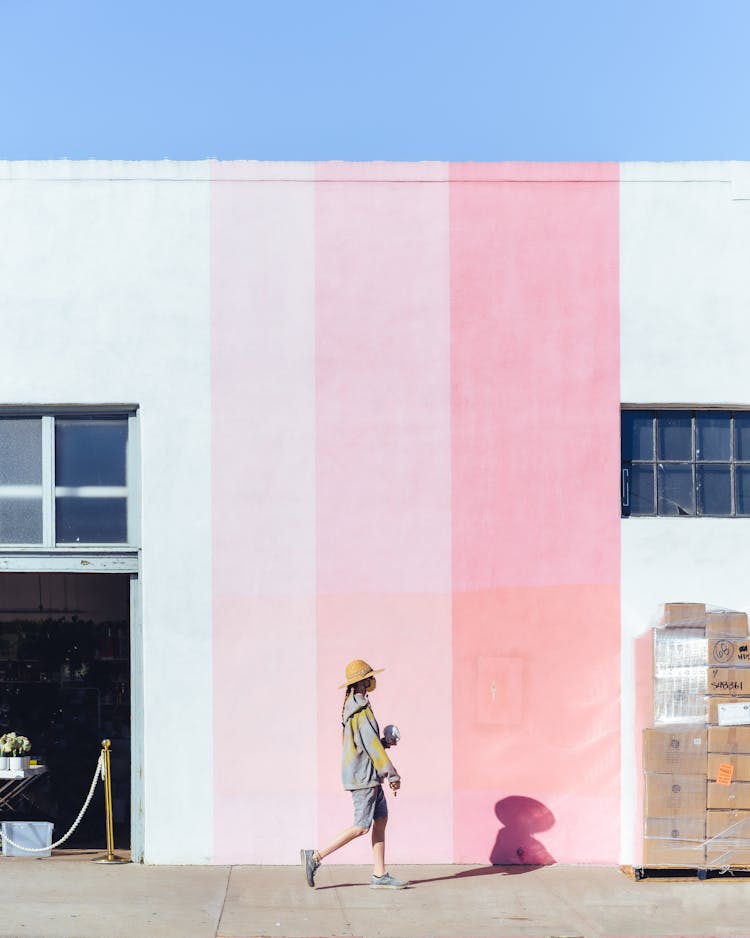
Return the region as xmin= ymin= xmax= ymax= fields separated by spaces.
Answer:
xmin=341 ymin=677 xmax=371 ymax=724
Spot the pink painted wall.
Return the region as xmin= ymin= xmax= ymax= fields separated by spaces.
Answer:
xmin=314 ymin=163 xmax=453 ymax=863
xmin=450 ymin=163 xmax=621 ymax=863
xmin=210 ymin=162 xmax=622 ymax=864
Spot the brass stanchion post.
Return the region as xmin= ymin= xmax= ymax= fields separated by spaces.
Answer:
xmin=94 ymin=740 xmax=128 ymax=864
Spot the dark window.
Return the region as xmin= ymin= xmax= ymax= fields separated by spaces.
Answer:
xmin=622 ymin=409 xmax=750 ymax=518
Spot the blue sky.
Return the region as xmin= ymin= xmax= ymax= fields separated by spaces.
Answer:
xmin=1 ymin=0 xmax=748 ymax=161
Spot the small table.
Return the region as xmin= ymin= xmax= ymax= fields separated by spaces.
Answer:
xmin=0 ymin=766 xmax=48 ymax=813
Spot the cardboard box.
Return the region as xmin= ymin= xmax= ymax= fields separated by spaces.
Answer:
xmin=706 ymin=844 xmax=750 ymax=866
xmin=706 ymin=668 xmax=750 ymax=696
xmin=708 ymin=639 xmax=750 ymax=667
xmin=707 ymin=697 xmax=750 ymax=725
xmin=706 ymin=810 xmax=750 ymax=838
xmin=643 ymin=727 xmax=707 ymax=775
xmin=643 ymin=817 xmax=706 ymax=866
xmin=706 ymin=810 xmax=750 ymax=866
xmin=708 ymin=726 xmax=750 ymax=754
xmin=707 ymin=753 xmax=750 ymax=782
xmin=662 ymin=603 xmax=707 ymax=628
xmin=706 ymin=612 xmax=749 ymax=638
xmin=644 ymin=774 xmax=707 ymax=817
xmin=707 ymin=782 xmax=750 ymax=810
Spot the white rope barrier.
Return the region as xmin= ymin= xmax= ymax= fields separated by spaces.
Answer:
xmin=0 ymin=753 xmax=104 ymax=853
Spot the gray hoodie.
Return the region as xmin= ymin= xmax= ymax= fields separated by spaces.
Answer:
xmin=341 ymin=692 xmax=400 ymax=791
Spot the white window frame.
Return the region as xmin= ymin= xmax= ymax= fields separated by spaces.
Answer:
xmin=0 ymin=406 xmax=140 ymax=558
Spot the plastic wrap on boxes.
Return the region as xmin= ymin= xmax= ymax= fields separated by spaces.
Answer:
xmin=654 ymin=628 xmax=708 ymax=670
xmin=644 ymin=774 xmax=706 ymax=816
xmin=706 ymin=811 xmax=750 ymax=867
xmin=653 ymin=628 xmax=708 ymax=725
xmin=654 ymin=670 xmax=708 ymax=725
xmin=643 ymin=817 xmax=706 ymax=866
xmin=643 ymin=727 xmax=707 ymax=774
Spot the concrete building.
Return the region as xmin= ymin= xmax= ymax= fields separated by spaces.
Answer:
xmin=0 ymin=160 xmax=748 ymax=865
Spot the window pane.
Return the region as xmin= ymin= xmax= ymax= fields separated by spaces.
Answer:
xmin=55 ymin=417 xmax=127 ymax=487
xmin=56 ymin=497 xmax=127 ymax=544
xmin=736 ymin=413 xmax=750 ymax=462
xmin=697 ymin=465 xmax=732 ymax=516
xmin=55 ymin=417 xmax=128 ymax=544
xmin=696 ymin=412 xmax=731 ymax=461
xmin=0 ymin=418 xmax=42 ymax=485
xmin=737 ymin=466 xmax=750 ymax=516
xmin=621 ymin=411 xmax=653 ymax=460
xmin=658 ymin=464 xmax=695 ymax=516
xmin=0 ymin=499 xmax=43 ymax=544
xmin=0 ymin=418 xmax=43 ymax=544
xmin=622 ymin=464 xmax=655 ymax=516
xmin=657 ymin=412 xmax=692 ymax=461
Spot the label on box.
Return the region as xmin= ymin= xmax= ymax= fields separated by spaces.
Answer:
xmin=717 ymin=763 xmax=735 ymax=785
xmin=719 ymin=701 xmax=750 ymax=726
xmin=707 ymin=668 xmax=750 ymax=696
xmin=710 ymin=639 xmax=750 ymax=667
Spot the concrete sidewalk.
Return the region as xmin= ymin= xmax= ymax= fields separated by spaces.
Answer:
xmin=0 ymin=859 xmax=749 ymax=938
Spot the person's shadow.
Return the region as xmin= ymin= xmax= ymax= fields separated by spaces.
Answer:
xmin=317 ymin=795 xmax=555 ymax=889
xmin=490 ymin=795 xmax=556 ymax=866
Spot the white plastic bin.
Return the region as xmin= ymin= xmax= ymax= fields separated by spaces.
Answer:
xmin=1 ymin=821 xmax=53 ymax=857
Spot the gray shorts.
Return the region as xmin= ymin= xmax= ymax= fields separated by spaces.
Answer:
xmin=351 ymin=784 xmax=388 ymax=829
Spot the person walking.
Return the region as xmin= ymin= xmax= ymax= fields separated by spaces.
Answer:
xmin=301 ymin=659 xmax=408 ymax=889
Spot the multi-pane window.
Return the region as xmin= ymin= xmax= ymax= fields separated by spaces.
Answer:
xmin=0 ymin=413 xmax=135 ymax=546
xmin=622 ymin=409 xmax=750 ymax=517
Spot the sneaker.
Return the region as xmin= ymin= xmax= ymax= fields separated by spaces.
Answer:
xmin=370 ymin=871 xmax=408 ymax=889
xmin=300 ymin=848 xmax=320 ymax=887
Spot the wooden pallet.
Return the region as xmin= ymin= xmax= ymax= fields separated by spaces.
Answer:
xmin=622 ymin=864 xmax=750 ymax=881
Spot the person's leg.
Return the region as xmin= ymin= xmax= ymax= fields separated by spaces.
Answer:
xmin=302 ymin=789 xmax=375 ymax=886
xmin=302 ymin=826 xmax=369 ymax=888
xmin=371 ymin=815 xmax=387 ymax=877
xmin=368 ymin=787 xmax=407 ymax=889
xmin=317 ymin=824 xmax=369 ymax=861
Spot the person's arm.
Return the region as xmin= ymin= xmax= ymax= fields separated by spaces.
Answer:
xmin=357 ymin=709 xmax=400 ymax=782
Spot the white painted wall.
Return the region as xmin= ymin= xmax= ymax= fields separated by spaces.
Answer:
xmin=0 ymin=161 xmax=213 ymax=862
xmin=620 ymin=161 xmax=750 ymax=862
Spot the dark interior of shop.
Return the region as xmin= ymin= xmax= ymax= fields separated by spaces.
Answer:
xmin=0 ymin=573 xmax=130 ymax=850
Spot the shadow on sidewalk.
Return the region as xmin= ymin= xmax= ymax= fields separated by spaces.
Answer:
xmin=316 ymin=864 xmax=548 ymax=890
xmin=408 ymin=863 xmax=549 ymax=884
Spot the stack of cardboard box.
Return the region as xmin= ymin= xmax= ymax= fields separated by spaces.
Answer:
xmin=644 ymin=603 xmax=750 ymax=868
xmin=643 ymin=725 xmax=707 ymax=865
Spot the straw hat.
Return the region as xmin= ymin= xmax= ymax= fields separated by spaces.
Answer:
xmin=339 ymin=659 xmax=384 ymax=689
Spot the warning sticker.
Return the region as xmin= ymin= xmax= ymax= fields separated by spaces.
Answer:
xmin=717 ymin=763 xmax=735 ymax=786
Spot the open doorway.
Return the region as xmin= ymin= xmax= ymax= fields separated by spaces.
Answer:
xmin=0 ymin=573 xmax=130 ymax=850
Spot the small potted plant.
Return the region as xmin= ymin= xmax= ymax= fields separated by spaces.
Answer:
xmin=4 ymin=732 xmax=31 ymax=771
xmin=0 ymin=734 xmax=9 ymax=771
